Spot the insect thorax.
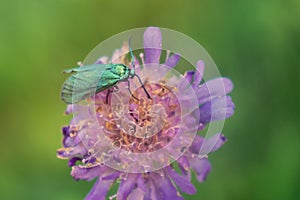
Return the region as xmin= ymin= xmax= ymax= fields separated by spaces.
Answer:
xmin=112 ymin=64 xmax=130 ymax=80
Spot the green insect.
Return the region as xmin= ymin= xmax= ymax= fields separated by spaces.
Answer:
xmin=61 ymin=46 xmax=151 ymax=104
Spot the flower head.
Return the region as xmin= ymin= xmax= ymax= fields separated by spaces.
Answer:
xmin=57 ymin=27 xmax=235 ymax=199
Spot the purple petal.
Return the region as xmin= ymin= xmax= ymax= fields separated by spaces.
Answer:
xmin=68 ymin=157 xmax=82 ymax=167
xmin=71 ymin=165 xmax=104 ymax=181
xmin=62 ymin=126 xmax=81 ymax=148
xmin=182 ymin=108 xmax=205 ymax=131
xmin=145 ymin=179 xmax=158 ymax=200
xmin=188 ymin=157 xmax=211 ymax=182
xmin=200 ymin=96 xmax=235 ymax=124
xmin=65 ymin=104 xmax=87 ymax=115
xmin=137 ymin=174 xmax=146 ymax=192
xmin=177 ymin=157 xmax=191 ymax=180
xmin=101 ymin=171 xmax=121 ymax=180
xmin=63 ymin=131 xmax=81 ymax=148
xmin=189 ymin=135 xmax=204 ymax=154
xmin=152 ymin=173 xmax=184 ymax=200
xmin=183 ymin=60 xmax=205 ymax=86
xmin=183 ymin=71 xmax=194 ymax=84
xmin=85 ymin=178 xmax=113 ymax=200
xmin=205 ymin=133 xmax=227 ymax=152
xmin=165 ymin=166 xmax=196 ymax=194
xmin=63 ymin=136 xmax=81 ymax=148
xmin=117 ymin=174 xmax=138 ymax=200
xmin=193 ymin=60 xmax=205 ymax=86
xmin=128 ymin=188 xmax=145 ymax=200
xmin=95 ymin=56 xmax=109 ymax=64
xmin=189 ymin=133 xmax=227 ymax=155
xmin=130 ymin=55 xmax=142 ymax=74
xmin=196 ymin=77 xmax=234 ymax=105
xmin=62 ymin=126 xmax=70 ymax=136
xmin=57 ymin=146 xmax=87 ymax=158
xmin=143 ymin=27 xmax=162 ymax=64
xmin=165 ymin=53 xmax=180 ymax=68
xmin=65 ymin=105 xmax=74 ymax=115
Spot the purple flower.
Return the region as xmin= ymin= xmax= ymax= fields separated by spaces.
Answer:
xmin=57 ymin=27 xmax=235 ymax=199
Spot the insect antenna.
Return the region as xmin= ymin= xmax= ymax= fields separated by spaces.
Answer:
xmin=128 ymin=38 xmax=151 ymax=99
xmin=129 ymin=37 xmax=135 ymax=68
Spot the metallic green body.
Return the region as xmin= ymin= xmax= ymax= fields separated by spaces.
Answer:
xmin=61 ymin=63 xmax=135 ymax=104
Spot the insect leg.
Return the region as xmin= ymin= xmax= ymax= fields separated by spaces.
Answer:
xmin=127 ymin=80 xmax=138 ymax=101
xmin=134 ymin=74 xmax=151 ymax=99
xmin=106 ymin=89 xmax=112 ymax=104
xmin=105 ymin=86 xmax=120 ymax=104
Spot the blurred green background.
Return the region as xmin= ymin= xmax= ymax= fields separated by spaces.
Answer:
xmin=1 ymin=0 xmax=299 ymax=199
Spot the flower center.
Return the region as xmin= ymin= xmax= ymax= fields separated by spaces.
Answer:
xmin=97 ymin=82 xmax=181 ymax=153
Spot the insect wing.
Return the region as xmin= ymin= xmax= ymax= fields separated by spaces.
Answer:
xmin=63 ymin=65 xmax=107 ymax=74
xmin=61 ymin=64 xmax=109 ymax=104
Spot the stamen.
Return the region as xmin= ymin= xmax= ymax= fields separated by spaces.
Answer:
xmin=191 ymin=154 xmax=208 ymax=159
xmin=95 ymin=83 xmax=180 ymax=155
xmin=119 ymin=173 xmax=128 ymax=180
xmin=165 ymin=50 xmax=171 ymax=63
xmin=139 ymin=53 xmax=145 ymax=66
xmin=109 ymin=194 xmax=117 ymax=200
xmin=77 ymin=61 xmax=83 ymax=67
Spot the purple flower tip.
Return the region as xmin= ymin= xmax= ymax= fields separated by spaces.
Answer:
xmin=62 ymin=126 xmax=70 ymax=136
xmin=143 ymin=26 xmax=162 ymax=64
xmin=68 ymin=157 xmax=81 ymax=167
